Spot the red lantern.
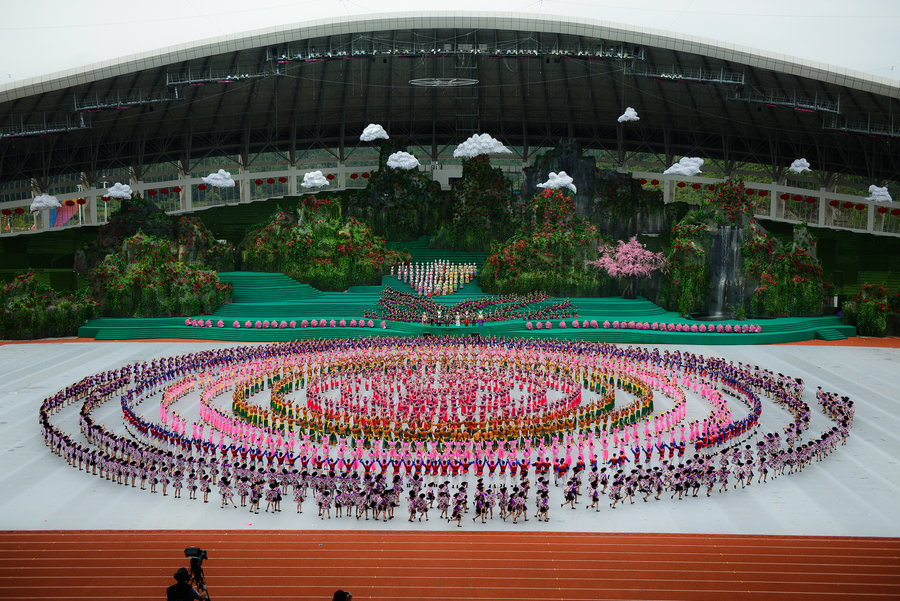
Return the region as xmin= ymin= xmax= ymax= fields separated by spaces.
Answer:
xmin=792 ymin=194 xmax=803 ymax=201
xmin=806 ymin=196 xmax=816 ymax=205
xmin=64 ymin=199 xmax=75 ymax=207
xmin=350 ymin=173 xmax=358 ymax=180
xmin=278 ymin=177 xmax=287 ymax=183
xmin=829 ymin=200 xmax=839 ymax=207
xmin=266 ymin=177 xmax=275 ymax=184
xmin=877 ymin=206 xmax=889 ymax=214
xmin=173 ymin=186 xmax=182 ymax=193
xmin=650 ymin=179 xmax=659 ymax=186
xmin=101 ymin=196 xmax=110 ymax=202
xmin=780 ymin=193 xmax=790 ymax=200
xmin=160 ymin=187 xmax=170 ymax=194
xmin=326 ymin=174 xmax=335 ymax=180
xmin=254 ymin=179 xmax=263 ymax=186
xmin=198 ymin=184 xmax=207 ymax=191
xmin=148 ymin=189 xmax=157 ymax=196
xmin=677 ymin=181 xmax=686 ymax=188
xmin=1 ymin=209 xmax=11 ymax=216
xmin=639 ymin=178 xmax=647 ymax=185
xmin=855 ymin=203 xmax=866 ymax=211
xmin=758 ymin=190 xmax=767 ymax=197
xmin=76 ymin=198 xmax=86 ymax=205
xmin=691 ymin=183 xmax=701 ymax=190
xmin=745 ymin=188 xmax=755 ymax=195
xmin=14 ymin=207 xmax=24 ymax=214
xmin=891 ymin=209 xmax=900 ymax=216
xmin=842 ymin=201 xmax=854 ymax=209
xmin=361 ymin=172 xmax=370 ymax=179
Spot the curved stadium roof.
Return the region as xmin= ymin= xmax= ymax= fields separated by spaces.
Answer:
xmin=1 ymin=11 xmax=898 ymax=183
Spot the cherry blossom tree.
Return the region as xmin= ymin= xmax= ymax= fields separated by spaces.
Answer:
xmin=587 ymin=236 xmax=667 ymax=298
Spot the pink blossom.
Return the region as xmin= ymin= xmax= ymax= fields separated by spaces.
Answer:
xmin=725 ymin=324 xmax=733 ymax=333
xmin=330 ymin=319 xmax=337 ymax=327
xmin=290 ymin=320 xmax=297 ymax=328
xmin=311 ymin=319 xmax=319 ymax=327
xmin=301 ymin=320 xmax=308 ymax=328
xmin=590 ymin=320 xmax=598 ymax=329
xmin=350 ymin=319 xmax=358 ymax=327
xmin=742 ymin=325 xmax=749 ymax=333
xmin=380 ymin=321 xmax=386 ymax=329
xmin=651 ymin=322 xmax=659 ymax=330
xmin=559 ymin=320 xmax=566 ymax=329
xmin=340 ymin=319 xmax=347 ymax=327
xmin=716 ymin=324 xmax=724 ymax=333
xmin=279 ymin=321 xmax=287 ymax=329
xmin=184 ymin=318 xmax=191 ymax=326
xmin=526 ymin=321 xmax=533 ymax=330
xmin=535 ymin=321 xmax=543 ymax=330
xmin=603 ymin=320 xmax=610 ymax=328
xmin=628 ymin=320 xmax=636 ymax=329
xmin=612 ymin=320 xmax=619 ymax=329
xmin=572 ymin=320 xmax=580 ymax=328
xmin=262 ymin=320 xmax=270 ymax=329
xmin=358 ymin=320 xmax=365 ymax=328
xmin=217 ymin=320 xmax=224 ymax=328
xmin=368 ymin=320 xmax=374 ymax=328
xmin=233 ymin=321 xmax=240 ymax=328
xmin=245 ymin=320 xmax=252 ymax=329
xmin=699 ymin=324 xmax=706 ymax=332
xmin=545 ymin=321 xmax=552 ymax=329
xmin=254 ymin=321 xmax=262 ymax=329
xmin=690 ymin=324 xmax=698 ymax=332
xmin=582 ymin=320 xmax=589 ymax=328
xmin=205 ymin=319 xmax=212 ymax=328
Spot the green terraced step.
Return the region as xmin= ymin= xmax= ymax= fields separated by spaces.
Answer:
xmin=815 ymin=328 xmax=849 ymax=341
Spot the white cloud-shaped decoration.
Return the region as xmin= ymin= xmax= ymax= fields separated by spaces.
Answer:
xmin=789 ymin=158 xmax=811 ymax=174
xmin=866 ymin=185 xmax=892 ymax=203
xmin=202 ymin=169 xmax=235 ymax=188
xmin=453 ymin=133 xmax=512 ymax=158
xmin=386 ymin=151 xmax=420 ymax=170
xmin=360 ymin=123 xmax=389 ymax=142
xmin=537 ymin=171 xmax=577 ymax=194
xmin=105 ymin=182 xmax=133 ymax=199
xmin=664 ymin=157 xmax=704 ymax=177
xmin=301 ymin=170 xmax=330 ymax=188
xmin=30 ymin=194 xmax=60 ymax=212
xmin=617 ymin=107 xmax=640 ymax=123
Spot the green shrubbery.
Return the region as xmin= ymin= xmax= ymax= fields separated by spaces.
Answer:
xmin=91 ymin=232 xmax=231 ymax=318
xmin=0 ymin=272 xmax=99 ymax=339
xmin=240 ymin=199 xmax=410 ymax=291
xmin=843 ymin=283 xmax=891 ymax=336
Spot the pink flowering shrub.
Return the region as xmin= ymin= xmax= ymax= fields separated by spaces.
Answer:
xmin=559 ymin=320 xmax=566 ymax=329
xmin=368 ymin=319 xmax=374 ymax=328
xmin=290 ymin=320 xmax=297 ymax=328
xmin=205 ymin=319 xmax=212 ymax=327
xmin=545 ymin=321 xmax=552 ymax=329
xmin=217 ymin=320 xmax=224 ymax=328
xmin=340 ymin=319 xmax=347 ymax=327
xmin=725 ymin=324 xmax=732 ymax=333
xmin=526 ymin=321 xmax=533 ymax=330
xmin=279 ymin=321 xmax=287 ymax=329
xmin=690 ymin=324 xmax=698 ymax=332
xmin=245 ymin=320 xmax=252 ymax=329
xmin=330 ymin=319 xmax=337 ymax=327
xmin=741 ymin=325 xmax=749 ymax=333
xmin=572 ymin=319 xmax=580 ymax=328
xmin=612 ymin=320 xmax=619 ymax=329
xmin=603 ymin=320 xmax=610 ymax=328
xmin=184 ymin=318 xmax=191 ymax=326
xmin=233 ymin=320 xmax=240 ymax=328
xmin=651 ymin=322 xmax=659 ymax=330
xmin=535 ymin=321 xmax=543 ymax=330
xmin=350 ymin=319 xmax=358 ymax=327
xmin=301 ymin=320 xmax=308 ymax=328
xmin=716 ymin=324 xmax=724 ymax=333
xmin=311 ymin=319 xmax=318 ymax=327
xmin=582 ymin=320 xmax=588 ymax=328
xmin=699 ymin=324 xmax=706 ymax=332
xmin=380 ymin=321 xmax=386 ymax=329
xmin=590 ymin=320 xmax=598 ymax=329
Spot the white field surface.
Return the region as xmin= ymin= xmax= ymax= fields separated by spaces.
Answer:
xmin=0 ymin=340 xmax=897 ymax=536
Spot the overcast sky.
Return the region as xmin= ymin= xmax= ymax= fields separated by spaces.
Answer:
xmin=1 ymin=0 xmax=898 ymax=84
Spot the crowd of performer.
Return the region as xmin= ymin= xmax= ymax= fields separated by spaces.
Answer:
xmin=38 ymin=337 xmax=854 ymax=525
xmin=392 ymin=260 xmax=477 ymax=297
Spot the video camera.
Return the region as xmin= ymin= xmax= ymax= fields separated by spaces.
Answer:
xmin=184 ymin=547 xmax=208 ymax=590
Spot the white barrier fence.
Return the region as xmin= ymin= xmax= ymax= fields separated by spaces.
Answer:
xmin=1 ymin=165 xmax=897 ymax=238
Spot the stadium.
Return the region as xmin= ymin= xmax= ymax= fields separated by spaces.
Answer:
xmin=1 ymin=11 xmax=899 ymax=601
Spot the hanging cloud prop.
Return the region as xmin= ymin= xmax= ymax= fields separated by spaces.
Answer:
xmin=386 ymin=151 xmax=420 ymax=170
xmin=105 ymin=182 xmax=133 ymax=199
xmin=664 ymin=157 xmax=704 ymax=177
xmin=866 ymin=185 xmax=892 ymax=203
xmin=301 ymin=170 xmax=330 ymax=188
xmin=537 ymin=171 xmax=577 ymax=194
xmin=617 ymin=107 xmax=640 ymax=123
xmin=789 ymin=158 xmax=811 ymax=174
xmin=360 ymin=123 xmax=389 ymax=142
xmin=30 ymin=194 xmax=60 ymax=212
xmin=453 ymin=133 xmax=512 ymax=158
xmin=202 ymin=169 xmax=236 ymax=188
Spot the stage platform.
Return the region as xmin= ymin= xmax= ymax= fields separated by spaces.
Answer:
xmin=78 ymin=270 xmax=855 ymax=344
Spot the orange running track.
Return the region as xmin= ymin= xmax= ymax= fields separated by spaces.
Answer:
xmin=2 ymin=530 xmax=899 ymax=601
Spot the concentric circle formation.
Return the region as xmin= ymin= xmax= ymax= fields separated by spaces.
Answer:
xmin=39 ymin=337 xmax=854 ymax=523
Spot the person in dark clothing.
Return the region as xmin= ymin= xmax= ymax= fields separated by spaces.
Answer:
xmin=166 ymin=567 xmax=209 ymax=601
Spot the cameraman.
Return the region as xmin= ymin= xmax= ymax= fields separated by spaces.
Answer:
xmin=167 ymin=567 xmax=209 ymax=601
